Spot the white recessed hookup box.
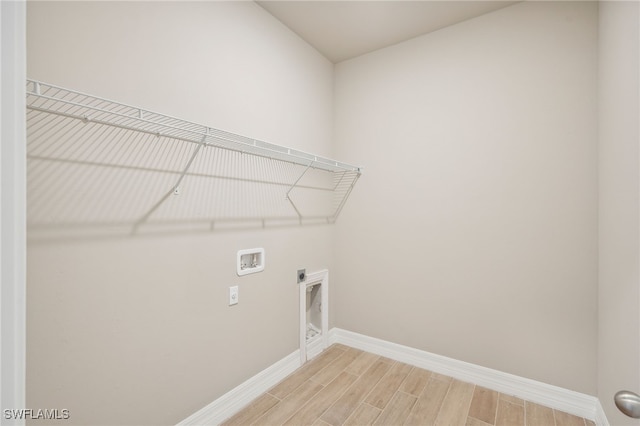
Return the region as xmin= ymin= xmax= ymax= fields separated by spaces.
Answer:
xmin=237 ymin=248 xmax=265 ymax=276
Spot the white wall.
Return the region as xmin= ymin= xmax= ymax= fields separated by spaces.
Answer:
xmin=333 ymin=1 xmax=598 ymax=395
xmin=598 ymin=1 xmax=640 ymax=423
xmin=26 ymin=2 xmax=333 ymax=424
xmin=1 ymin=0 xmax=27 ymax=421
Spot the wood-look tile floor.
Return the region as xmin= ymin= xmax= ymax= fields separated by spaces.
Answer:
xmin=222 ymin=344 xmax=595 ymax=426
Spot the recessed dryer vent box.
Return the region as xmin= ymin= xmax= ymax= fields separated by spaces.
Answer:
xmin=237 ymin=248 xmax=265 ymax=276
xmin=299 ymin=269 xmax=328 ymax=363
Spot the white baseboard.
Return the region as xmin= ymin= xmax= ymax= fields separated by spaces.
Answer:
xmin=594 ymin=399 xmax=609 ymax=426
xmin=329 ymin=328 xmax=607 ymax=424
xmin=177 ymin=328 xmax=610 ymax=426
xmin=177 ymin=350 xmax=301 ymax=426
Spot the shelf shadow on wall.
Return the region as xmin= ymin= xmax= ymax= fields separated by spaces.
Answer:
xmin=27 ymin=110 xmax=358 ymax=244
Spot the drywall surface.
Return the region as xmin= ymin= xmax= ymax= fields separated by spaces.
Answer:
xmin=333 ymin=1 xmax=598 ymax=394
xmin=26 ymin=2 xmax=333 ymax=424
xmin=598 ymin=1 xmax=640 ymax=423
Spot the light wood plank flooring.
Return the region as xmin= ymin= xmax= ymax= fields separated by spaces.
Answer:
xmin=222 ymin=344 xmax=595 ymax=426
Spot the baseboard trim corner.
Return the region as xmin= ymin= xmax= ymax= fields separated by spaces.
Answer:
xmin=177 ymin=350 xmax=301 ymax=426
xmin=328 ymin=327 xmax=604 ymax=423
xmin=594 ymin=399 xmax=610 ymax=426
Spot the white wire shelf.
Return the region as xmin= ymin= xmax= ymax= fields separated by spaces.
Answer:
xmin=26 ymin=80 xmax=361 ymax=174
xmin=25 ymin=79 xmax=362 ymax=237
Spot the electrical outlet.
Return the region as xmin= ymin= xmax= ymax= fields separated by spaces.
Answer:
xmin=229 ymin=286 xmax=239 ymax=306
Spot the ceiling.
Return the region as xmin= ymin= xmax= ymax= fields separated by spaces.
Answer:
xmin=257 ymin=1 xmax=518 ymax=63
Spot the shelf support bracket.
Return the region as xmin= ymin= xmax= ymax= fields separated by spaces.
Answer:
xmin=286 ymin=162 xmax=313 ymax=221
xmin=330 ymin=173 xmax=360 ymax=223
xmin=171 ymin=135 xmax=206 ymax=195
xmin=131 ymin=137 xmax=205 ymax=233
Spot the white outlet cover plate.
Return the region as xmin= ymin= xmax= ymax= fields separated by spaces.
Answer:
xmin=229 ymin=286 xmax=239 ymax=306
